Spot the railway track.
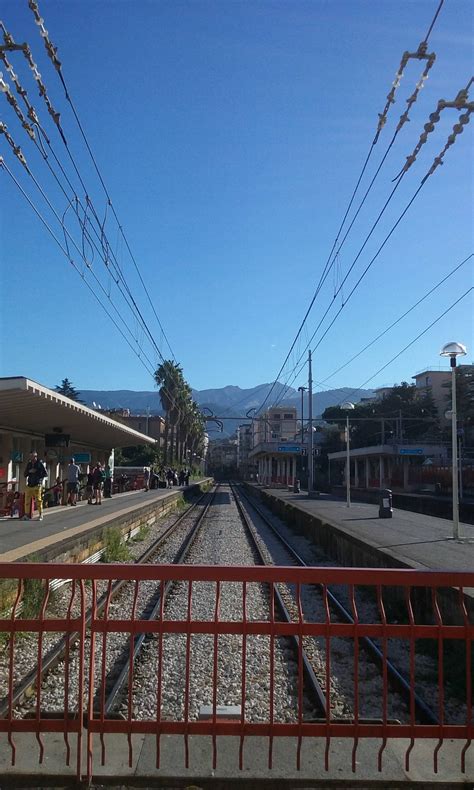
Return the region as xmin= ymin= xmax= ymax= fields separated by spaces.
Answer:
xmin=0 ymin=486 xmax=216 ymax=718
xmin=232 ymin=482 xmax=439 ymax=726
xmin=1 ymin=482 xmax=451 ymax=731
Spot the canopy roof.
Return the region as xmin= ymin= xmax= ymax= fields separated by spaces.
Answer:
xmin=0 ymin=378 xmax=155 ymax=449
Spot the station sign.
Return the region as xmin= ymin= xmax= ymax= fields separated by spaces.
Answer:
xmin=398 ymin=448 xmax=423 ymax=455
xmin=277 ymin=445 xmax=301 ymax=453
xmin=74 ymin=452 xmax=92 ymax=463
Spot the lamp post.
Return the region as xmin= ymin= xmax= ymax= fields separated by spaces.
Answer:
xmin=341 ymin=402 xmax=355 ymax=507
xmin=439 ymin=341 xmax=467 ymax=540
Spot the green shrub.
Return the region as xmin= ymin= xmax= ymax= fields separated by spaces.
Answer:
xmin=102 ymin=528 xmax=131 ymax=562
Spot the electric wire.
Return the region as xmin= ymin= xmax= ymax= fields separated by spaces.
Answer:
xmin=1 ymin=158 xmax=156 ymax=377
xmin=26 ymin=0 xmax=176 ymax=363
xmin=0 ymin=30 xmax=175 ymax=375
xmin=337 ymin=287 xmax=473 ymax=406
xmin=320 ymin=252 xmax=474 ymax=384
xmin=254 ymin=0 xmax=444 ymax=416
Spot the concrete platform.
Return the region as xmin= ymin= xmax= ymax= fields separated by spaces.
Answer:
xmin=0 ymin=731 xmax=472 ymax=787
xmin=253 ymin=487 xmax=474 ymax=574
xmin=0 ymin=481 xmax=209 ymax=563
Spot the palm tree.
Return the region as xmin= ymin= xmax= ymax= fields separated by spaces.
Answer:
xmin=154 ymin=361 xmax=183 ymax=465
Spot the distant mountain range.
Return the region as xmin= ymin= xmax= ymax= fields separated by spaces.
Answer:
xmin=79 ymin=383 xmax=374 ymax=437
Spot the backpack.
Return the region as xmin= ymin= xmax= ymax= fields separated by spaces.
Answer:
xmin=99 ymin=469 xmax=106 ymax=483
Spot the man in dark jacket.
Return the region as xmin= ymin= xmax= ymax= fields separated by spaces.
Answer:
xmin=23 ymin=451 xmax=48 ymax=521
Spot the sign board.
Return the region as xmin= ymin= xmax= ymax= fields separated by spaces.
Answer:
xmin=10 ymin=451 xmax=23 ymax=462
xmin=399 ymin=448 xmax=423 ymax=456
xmin=74 ymin=452 xmax=92 ymax=464
xmin=277 ymin=445 xmax=301 ymax=453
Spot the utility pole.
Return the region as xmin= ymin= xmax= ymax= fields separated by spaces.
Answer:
xmin=308 ymin=350 xmax=314 ymax=496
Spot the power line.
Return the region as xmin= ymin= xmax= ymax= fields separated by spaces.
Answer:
xmin=320 ymin=253 xmax=474 ymax=384
xmin=254 ymin=0 xmax=444 ymax=416
xmin=339 ymin=287 xmax=473 ymax=405
xmin=1 ymin=156 xmax=156 ymax=377
xmin=26 ymin=0 xmax=176 ymax=363
xmin=0 ymin=23 xmax=176 ymax=372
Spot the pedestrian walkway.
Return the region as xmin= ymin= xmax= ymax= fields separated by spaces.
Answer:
xmin=255 ymin=487 xmax=474 ymax=574
xmin=0 ymin=482 xmax=207 ymax=562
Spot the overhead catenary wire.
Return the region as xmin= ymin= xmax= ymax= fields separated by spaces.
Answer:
xmin=337 ymin=287 xmax=473 ymax=407
xmin=0 ymin=155 xmax=187 ymax=422
xmin=320 ymin=253 xmax=474 ymax=384
xmin=0 ymin=25 xmax=176 ymax=375
xmin=268 ymin=83 xmax=472 ymax=413
xmin=26 ymin=0 xmax=176 ymax=363
xmin=254 ymin=0 xmax=444 ymax=417
xmin=0 ymin=157 xmax=156 ymax=378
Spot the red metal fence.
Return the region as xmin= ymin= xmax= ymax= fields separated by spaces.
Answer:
xmin=0 ymin=563 xmax=472 ymax=782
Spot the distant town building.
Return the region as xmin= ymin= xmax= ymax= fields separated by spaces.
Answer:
xmin=252 ymin=406 xmax=298 ymax=446
xmin=208 ymin=439 xmax=238 ymax=478
xmin=237 ymin=423 xmax=254 ymax=479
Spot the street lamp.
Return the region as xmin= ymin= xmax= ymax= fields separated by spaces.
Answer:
xmin=341 ymin=402 xmax=355 ymax=507
xmin=440 ymin=341 xmax=467 ymax=540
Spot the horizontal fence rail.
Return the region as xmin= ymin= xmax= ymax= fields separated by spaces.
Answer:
xmin=0 ymin=563 xmax=472 ymax=782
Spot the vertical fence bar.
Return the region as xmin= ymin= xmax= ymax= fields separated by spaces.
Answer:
xmin=323 ymin=584 xmax=331 ymax=772
xmin=155 ymin=578 xmax=165 ymax=770
xmin=350 ymin=584 xmax=359 ymax=773
xmin=76 ymin=580 xmax=86 ymax=783
xmin=63 ymin=579 xmax=77 ymax=767
xmin=268 ymin=581 xmax=275 ymax=770
xmin=35 ymin=579 xmax=50 ymax=764
xmin=460 ymin=587 xmax=472 ymax=773
xmin=7 ymin=579 xmax=23 ymax=766
xmin=127 ymin=579 xmax=140 ymax=768
xmin=212 ymin=580 xmax=221 ymax=770
xmin=376 ymin=585 xmax=388 ymax=772
xmin=87 ymin=580 xmax=98 ymax=783
xmin=184 ymin=581 xmax=193 ymax=769
xmin=296 ymin=582 xmax=303 ymax=771
xmin=239 ymin=580 xmax=247 ymax=771
xmin=432 ymin=588 xmax=444 ymax=774
xmin=100 ymin=580 xmax=113 ymax=766
xmin=405 ymin=586 xmax=415 ymax=772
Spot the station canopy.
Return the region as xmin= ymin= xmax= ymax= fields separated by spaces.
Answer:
xmin=0 ymin=378 xmax=155 ymax=449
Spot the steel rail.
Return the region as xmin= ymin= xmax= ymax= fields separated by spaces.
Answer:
xmin=0 ymin=487 xmax=212 ymax=719
xmin=230 ymin=482 xmax=328 ymax=717
xmin=101 ymin=485 xmax=220 ymax=716
xmin=236 ymin=483 xmax=439 ymax=726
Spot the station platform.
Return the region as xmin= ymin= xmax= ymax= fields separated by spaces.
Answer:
xmin=252 ymin=486 xmax=474 ymax=574
xmin=0 ymin=483 xmax=206 ymax=563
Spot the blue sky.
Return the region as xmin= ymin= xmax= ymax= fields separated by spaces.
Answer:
xmin=0 ymin=0 xmax=472 ymax=400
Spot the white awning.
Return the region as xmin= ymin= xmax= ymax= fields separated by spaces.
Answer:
xmin=0 ymin=377 xmax=156 ymax=449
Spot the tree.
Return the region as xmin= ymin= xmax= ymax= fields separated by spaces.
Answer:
xmin=154 ymin=361 xmax=184 ymax=464
xmin=55 ymin=378 xmax=83 ymax=403
xmin=322 ymin=383 xmax=440 ymax=450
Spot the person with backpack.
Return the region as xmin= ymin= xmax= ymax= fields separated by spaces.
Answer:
xmin=92 ymin=462 xmax=106 ymax=505
xmin=23 ymin=451 xmax=48 ymax=521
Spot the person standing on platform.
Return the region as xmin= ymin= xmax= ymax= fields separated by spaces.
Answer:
xmin=104 ymin=464 xmax=113 ymax=498
xmin=23 ymin=451 xmax=48 ymax=521
xmin=144 ymin=467 xmax=150 ymax=491
xmin=67 ymin=458 xmax=81 ymax=506
xmin=92 ymin=461 xmax=105 ymax=505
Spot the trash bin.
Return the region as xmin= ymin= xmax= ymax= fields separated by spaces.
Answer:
xmin=293 ymin=479 xmax=300 ymax=493
xmin=379 ymin=488 xmax=393 ymax=518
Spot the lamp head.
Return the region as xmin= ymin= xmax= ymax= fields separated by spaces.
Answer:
xmin=439 ymin=342 xmax=467 ymax=358
xmin=341 ymin=401 xmax=355 ymax=411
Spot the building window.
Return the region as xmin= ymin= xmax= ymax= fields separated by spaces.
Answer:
xmin=283 ymin=413 xmax=293 ymax=420
xmin=425 ymin=376 xmax=431 ymax=386
xmin=272 ymin=413 xmax=281 ymax=420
